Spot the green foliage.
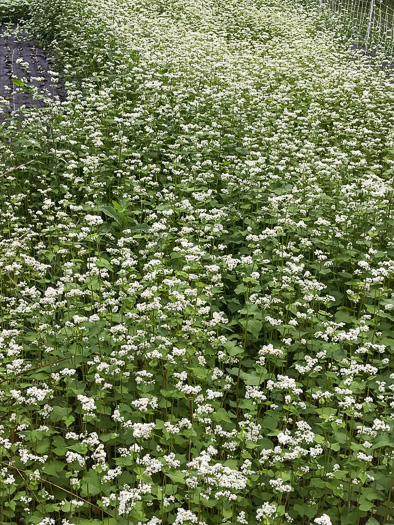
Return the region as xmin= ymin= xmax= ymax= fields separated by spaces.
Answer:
xmin=0 ymin=0 xmax=393 ymax=524
xmin=0 ymin=0 xmax=30 ymax=21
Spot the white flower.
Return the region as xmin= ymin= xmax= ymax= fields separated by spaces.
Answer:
xmin=65 ymin=452 xmax=85 ymax=467
xmin=77 ymin=395 xmax=96 ymax=415
xmin=314 ymin=514 xmax=332 ymax=525
xmin=84 ymin=214 xmax=103 ymax=226
xmin=256 ymin=502 xmax=277 ymax=521
xmin=132 ymin=423 xmax=156 ymax=439
xmin=174 ymin=508 xmax=198 ymax=525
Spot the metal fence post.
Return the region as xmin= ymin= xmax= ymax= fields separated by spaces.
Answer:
xmin=319 ymin=0 xmax=323 ymax=14
xmin=365 ymin=0 xmax=375 ymax=47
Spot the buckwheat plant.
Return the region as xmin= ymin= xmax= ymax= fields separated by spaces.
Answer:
xmin=0 ymin=0 xmax=393 ymax=523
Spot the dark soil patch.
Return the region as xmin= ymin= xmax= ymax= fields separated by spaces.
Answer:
xmin=350 ymin=42 xmax=394 ymax=74
xmin=0 ymin=23 xmax=66 ymax=120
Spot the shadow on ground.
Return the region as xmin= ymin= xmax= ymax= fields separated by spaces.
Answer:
xmin=0 ymin=23 xmax=66 ymax=121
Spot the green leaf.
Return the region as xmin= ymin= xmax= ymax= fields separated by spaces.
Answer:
xmin=372 ymin=432 xmax=393 ymax=449
xmin=227 ymin=345 xmax=244 ymax=356
xmin=96 ymin=258 xmax=113 ymax=271
xmin=102 ymin=206 xmax=120 ymax=224
xmin=130 ymin=223 xmax=149 ymax=232
xmin=335 ymin=309 xmax=354 ymax=323
xmin=310 ymin=478 xmax=326 ymax=488
xmin=334 ymin=431 xmax=347 ymax=444
xmin=11 ymin=78 xmax=24 ymax=87
xmin=239 ymin=370 xmax=263 ymax=385
xmin=36 ymin=438 xmax=51 ymax=454
xmin=358 ymin=498 xmax=375 ymax=512
xmin=211 ymin=407 xmax=234 ymax=423
xmin=234 ymin=284 xmax=247 ymax=295
xmin=50 ymin=405 xmax=72 ymax=423
xmin=42 ymin=460 xmax=65 ymax=476
xmin=170 ymin=251 xmax=184 ymax=259
xmin=261 ymin=415 xmax=279 ymax=431
xmin=341 ymin=508 xmax=357 ymax=525
xmin=316 ymin=407 xmax=337 ymax=419
xmin=52 ymin=436 xmax=67 ymax=456
xmin=164 ymin=484 xmax=178 ymax=495
xmin=189 ymin=366 xmax=209 ymax=380
xmin=80 ymin=471 xmax=101 ymax=497
xmin=166 ymin=471 xmax=185 ymax=484
xmin=294 ymin=502 xmax=318 ymax=519
xmin=272 ymin=183 xmax=293 ymax=195
xmin=65 ymin=415 xmax=75 ymax=427
xmin=115 ymin=456 xmax=134 ymax=467
xmin=239 ymin=318 xmax=262 ymax=338
xmin=362 ymin=488 xmax=385 ymax=501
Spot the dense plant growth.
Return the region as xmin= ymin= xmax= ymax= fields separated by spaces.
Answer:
xmin=0 ymin=0 xmax=393 ymax=524
xmin=0 ymin=0 xmax=30 ymax=22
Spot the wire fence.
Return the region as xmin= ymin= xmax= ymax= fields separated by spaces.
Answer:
xmin=317 ymin=0 xmax=394 ymax=57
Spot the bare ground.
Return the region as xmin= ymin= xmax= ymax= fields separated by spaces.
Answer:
xmin=0 ymin=23 xmax=66 ymax=120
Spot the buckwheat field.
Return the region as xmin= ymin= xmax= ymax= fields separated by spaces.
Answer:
xmin=0 ymin=0 xmax=393 ymax=524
